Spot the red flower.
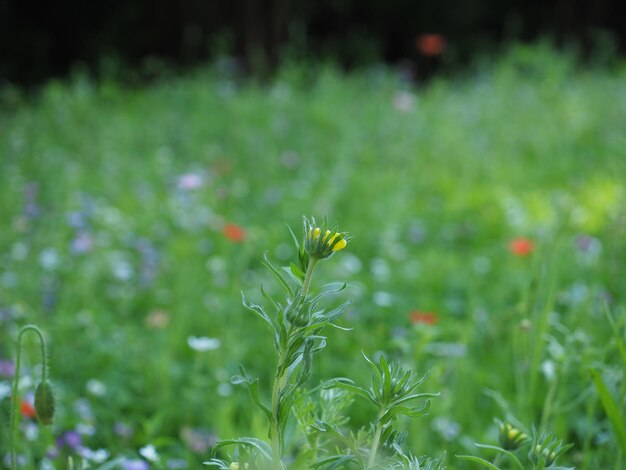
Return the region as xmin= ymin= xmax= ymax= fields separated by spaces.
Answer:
xmin=410 ymin=311 xmax=439 ymax=325
xmin=21 ymin=400 xmax=36 ymax=418
xmin=416 ymin=34 xmax=446 ymax=56
xmin=509 ymin=237 xmax=534 ymax=257
xmin=223 ymin=223 xmax=246 ymax=243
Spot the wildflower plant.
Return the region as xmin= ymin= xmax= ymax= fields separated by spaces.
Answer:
xmin=456 ymin=419 xmax=572 ymax=470
xmin=9 ymin=324 xmax=55 ymax=470
xmin=205 ymin=216 xmax=440 ymax=469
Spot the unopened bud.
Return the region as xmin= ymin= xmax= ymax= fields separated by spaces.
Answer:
xmin=35 ymin=381 xmax=55 ymax=425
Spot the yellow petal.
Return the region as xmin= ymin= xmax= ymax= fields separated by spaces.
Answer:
xmin=332 ymin=238 xmax=347 ymax=251
xmin=313 ymin=227 xmax=321 ymax=238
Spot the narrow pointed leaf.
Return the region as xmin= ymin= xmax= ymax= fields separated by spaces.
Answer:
xmin=213 ymin=437 xmax=272 ymax=461
xmin=262 ymin=253 xmax=293 ymax=296
xmin=455 ymin=455 xmax=501 ymax=469
xmin=590 ymin=368 xmax=626 ymax=455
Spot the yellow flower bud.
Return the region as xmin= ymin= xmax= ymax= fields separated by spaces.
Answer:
xmin=332 ymin=238 xmax=347 ymax=251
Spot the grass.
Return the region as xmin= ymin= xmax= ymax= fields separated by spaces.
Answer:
xmin=1 ymin=42 xmax=625 ymax=468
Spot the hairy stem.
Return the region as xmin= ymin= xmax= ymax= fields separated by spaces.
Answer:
xmin=301 ymin=258 xmax=318 ymax=297
xmin=270 ymin=366 xmax=285 ymax=469
xmin=367 ymin=409 xmax=386 ymax=468
xmin=10 ymin=325 xmax=48 ymax=470
xmin=269 ymin=259 xmax=318 ymax=469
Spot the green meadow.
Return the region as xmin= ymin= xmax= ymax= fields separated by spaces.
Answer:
xmin=1 ymin=43 xmax=625 ymax=468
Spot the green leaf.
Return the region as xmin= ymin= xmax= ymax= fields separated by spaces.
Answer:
xmin=202 ymin=458 xmax=230 ymax=468
xmin=232 ymin=366 xmax=273 ymax=422
xmin=290 ymin=262 xmax=306 ymax=282
xmin=322 ymin=378 xmax=375 ymax=404
xmin=262 ymin=253 xmax=294 ymax=297
xmin=320 ymin=300 xmax=352 ymax=324
xmin=311 ymin=455 xmax=356 ymax=469
xmin=241 ymin=292 xmax=277 ymax=335
xmin=213 ymin=437 xmax=272 ymax=461
xmin=455 ymin=454 xmax=501 ymax=469
xmin=590 ymin=368 xmax=626 ymax=455
xmin=362 ymin=352 xmax=383 ymax=389
xmin=381 ymin=401 xmax=431 ymax=423
xmin=311 ymin=282 xmax=347 ymax=303
xmin=474 ymin=444 xmax=525 ymax=470
xmin=390 ymin=391 xmax=439 ymax=408
xmin=604 ymin=305 xmax=626 ymax=371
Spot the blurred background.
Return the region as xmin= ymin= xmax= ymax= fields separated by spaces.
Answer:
xmin=1 ymin=0 xmax=624 ymax=86
xmin=1 ymin=1 xmax=626 ymax=469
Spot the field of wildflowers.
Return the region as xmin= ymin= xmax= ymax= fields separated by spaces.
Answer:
xmin=1 ymin=43 xmax=625 ymax=469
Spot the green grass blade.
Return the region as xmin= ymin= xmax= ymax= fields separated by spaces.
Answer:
xmin=590 ymin=368 xmax=626 ymax=455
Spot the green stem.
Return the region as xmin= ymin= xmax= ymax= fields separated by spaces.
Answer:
xmin=367 ymin=409 xmax=386 ymax=468
xmin=269 ymin=260 xmax=318 ymax=469
xmin=270 ymin=342 xmax=288 ymax=470
xmin=10 ymin=325 xmax=48 ymax=470
xmin=270 ymin=383 xmax=282 ymax=468
xmin=301 ymin=258 xmax=318 ymax=297
xmin=539 ymin=375 xmax=559 ymax=434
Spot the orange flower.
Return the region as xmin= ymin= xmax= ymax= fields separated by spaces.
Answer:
xmin=509 ymin=237 xmax=534 ymax=256
xmin=410 ymin=311 xmax=439 ymax=325
xmin=21 ymin=400 xmax=36 ymax=418
xmin=223 ymin=223 xmax=246 ymax=243
xmin=416 ymin=34 xmax=446 ymax=56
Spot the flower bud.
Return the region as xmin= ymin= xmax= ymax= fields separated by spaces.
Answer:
xmin=496 ymin=420 xmax=527 ymax=450
xmin=530 ymin=444 xmax=557 ymax=466
xmin=285 ymin=295 xmax=309 ymax=327
xmin=303 ymin=217 xmax=349 ymax=261
xmin=35 ymin=381 xmax=55 ymax=425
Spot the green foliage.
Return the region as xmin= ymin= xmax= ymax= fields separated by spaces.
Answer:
xmin=0 ymin=44 xmax=625 ymax=467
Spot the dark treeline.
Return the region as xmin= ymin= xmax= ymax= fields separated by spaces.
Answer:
xmin=1 ymin=0 xmax=623 ymax=86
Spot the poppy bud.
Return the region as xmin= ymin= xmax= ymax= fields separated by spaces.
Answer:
xmin=35 ymin=381 xmax=55 ymax=425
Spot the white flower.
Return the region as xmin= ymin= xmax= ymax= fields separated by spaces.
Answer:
xmin=86 ymin=379 xmax=107 ymax=397
xmin=373 ymin=291 xmax=393 ymax=307
xmin=79 ymin=447 xmax=110 ymax=463
xmin=188 ymin=336 xmax=221 ymax=352
xmin=139 ymin=444 xmax=160 ymax=462
xmin=177 ymin=173 xmax=204 ymax=190
xmin=39 ymin=248 xmax=60 ymax=271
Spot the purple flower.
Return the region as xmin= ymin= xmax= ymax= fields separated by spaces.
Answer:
xmin=177 ymin=173 xmax=204 ymax=190
xmin=71 ymin=232 xmax=94 ymax=254
xmin=56 ymin=430 xmax=82 ymax=450
xmin=122 ymin=459 xmax=150 ymax=470
xmin=114 ymin=422 xmax=134 ymax=439
xmin=0 ymin=359 xmax=15 ymax=378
